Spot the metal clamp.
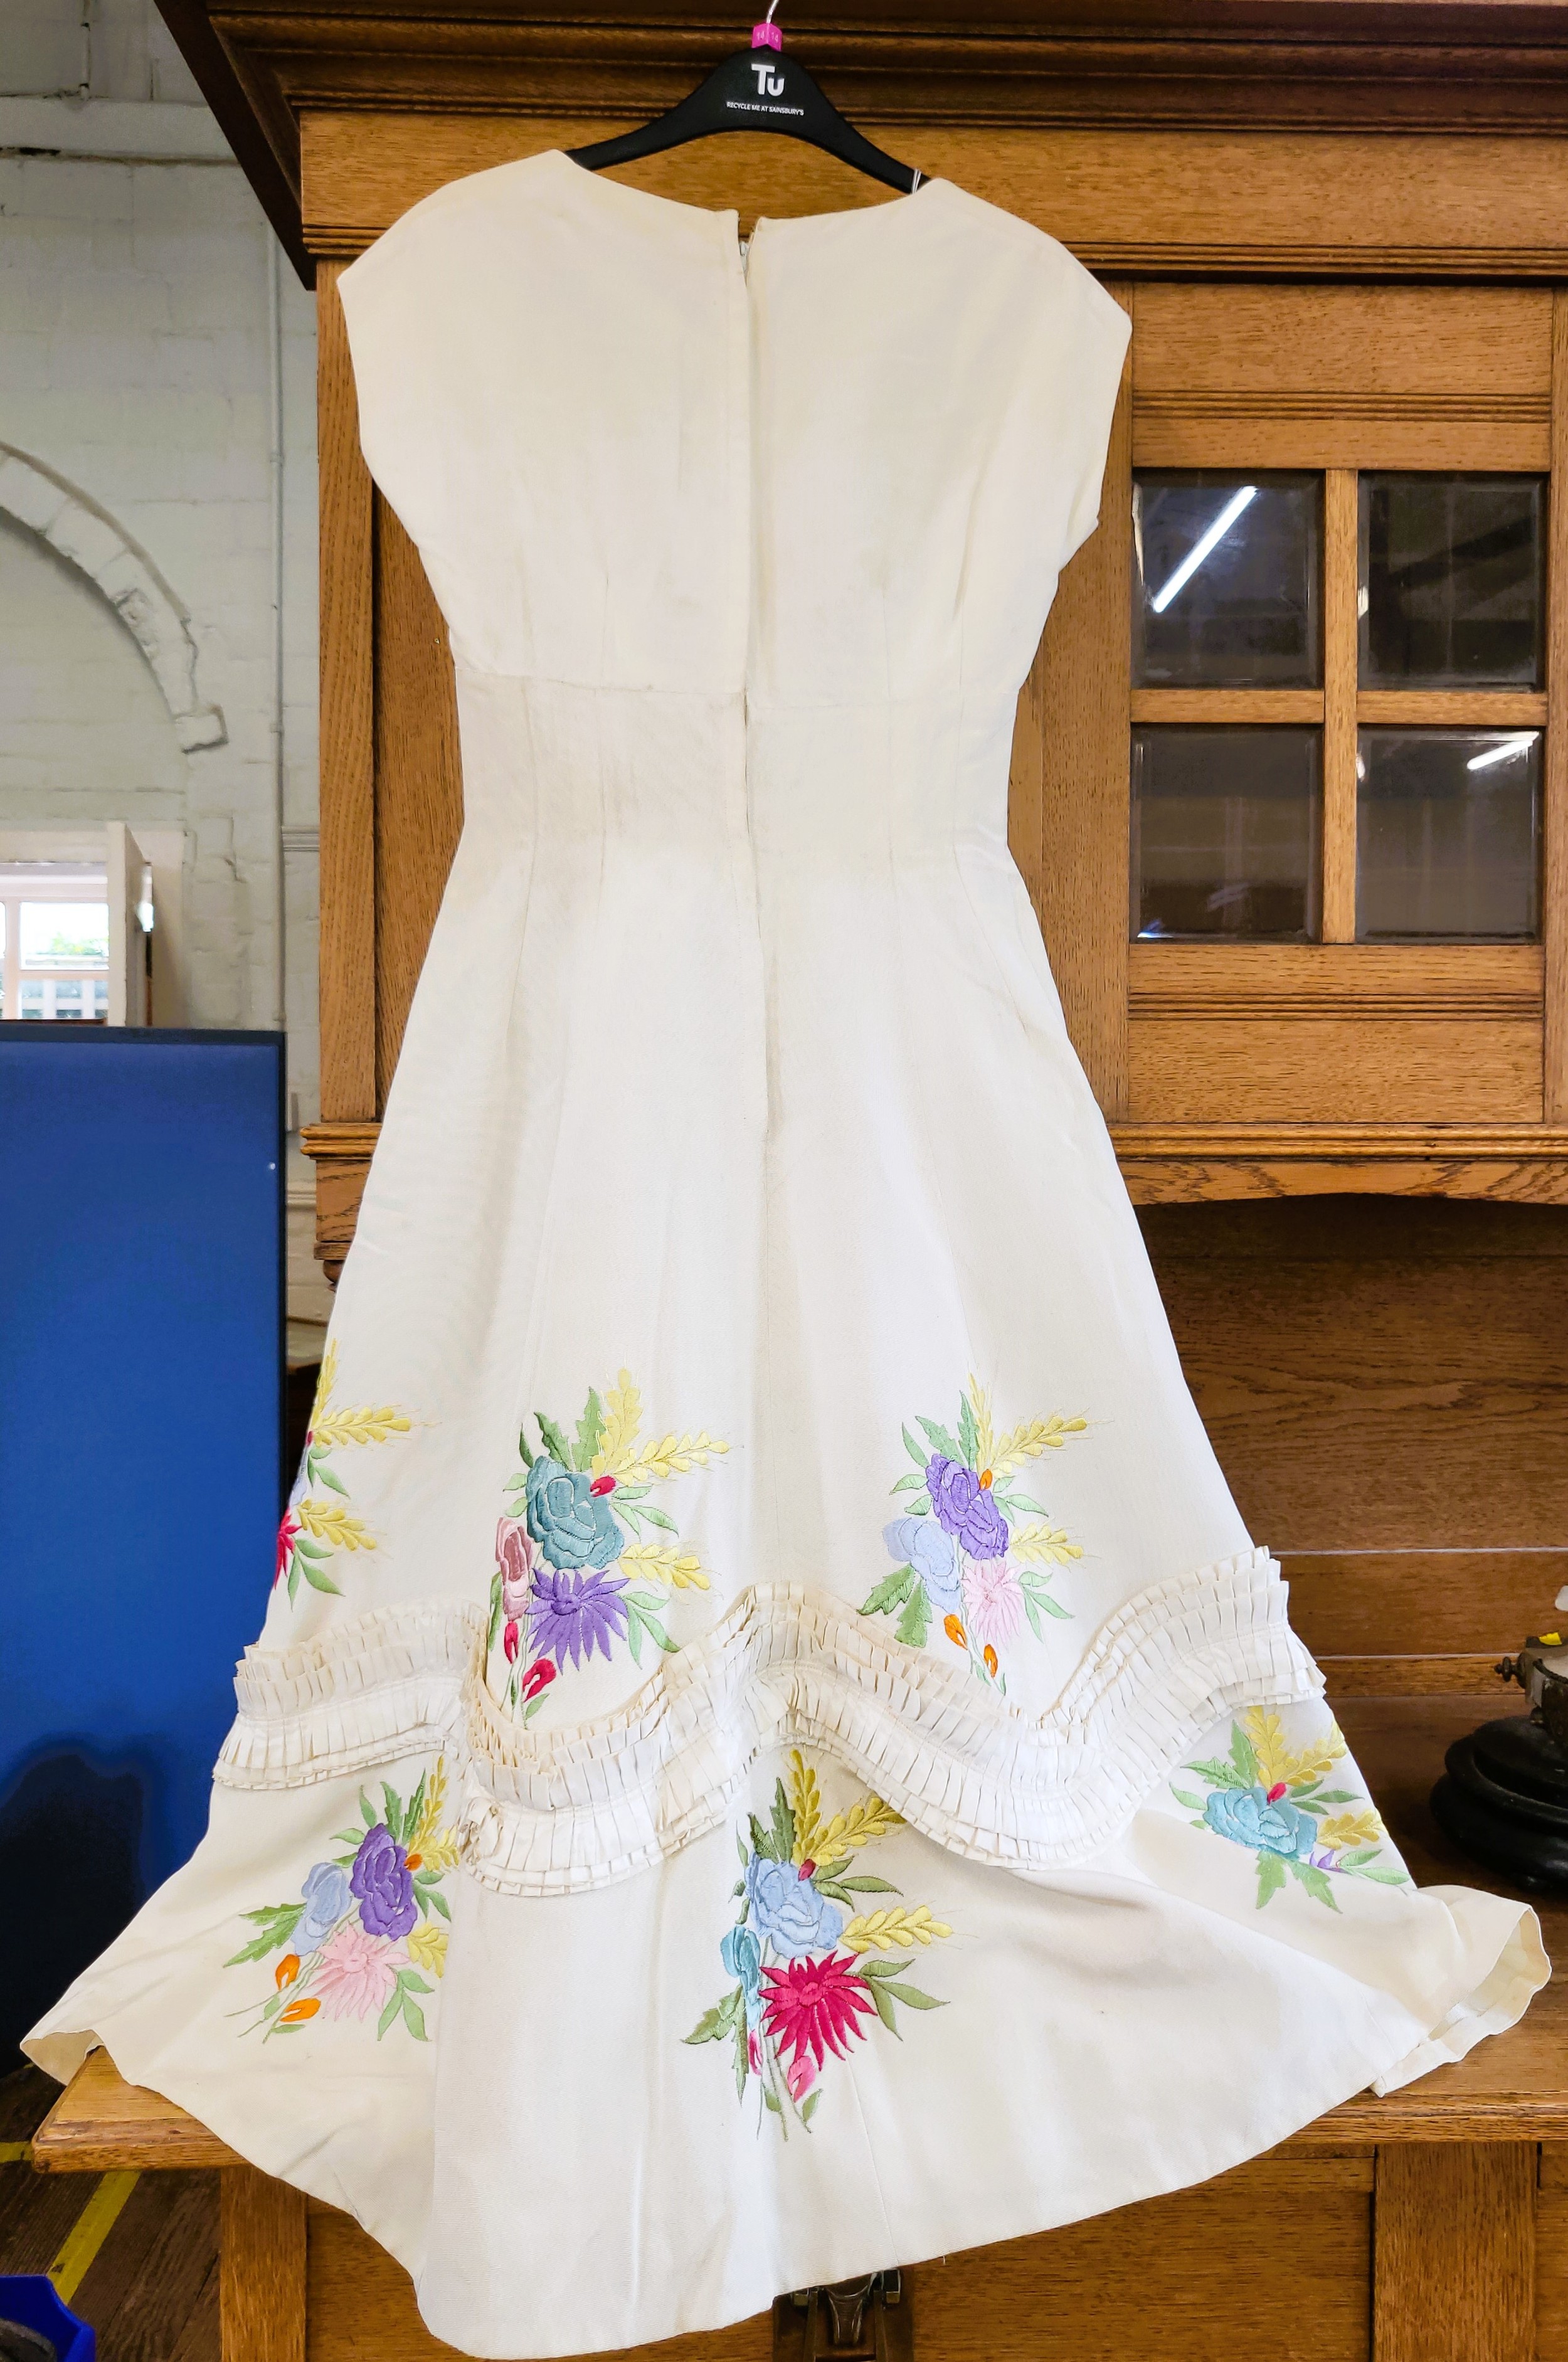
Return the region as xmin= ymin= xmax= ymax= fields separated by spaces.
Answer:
xmin=773 ymin=2272 xmax=912 ymax=2362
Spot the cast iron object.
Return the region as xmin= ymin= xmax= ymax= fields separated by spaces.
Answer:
xmin=773 ymin=2273 xmax=911 ymax=2362
xmin=1431 ymin=1634 xmax=1568 ymax=1895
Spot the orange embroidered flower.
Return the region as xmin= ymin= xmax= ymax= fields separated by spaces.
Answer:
xmin=943 ymin=1614 xmax=967 ymax=1648
xmin=278 ymin=1998 xmax=319 ymax=2024
xmin=404 ymin=1853 xmax=422 ymax=1871
xmin=978 ymin=1469 xmax=993 ymax=1488
xmin=275 ymin=1954 xmax=300 ymax=1989
xmin=983 ymin=1646 xmax=999 ymax=1677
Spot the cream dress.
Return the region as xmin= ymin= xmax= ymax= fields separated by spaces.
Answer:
xmin=29 ymin=152 xmax=1547 ymax=2361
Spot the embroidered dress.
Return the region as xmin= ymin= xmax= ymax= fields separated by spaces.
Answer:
xmin=29 ymin=154 xmax=1546 ymax=2361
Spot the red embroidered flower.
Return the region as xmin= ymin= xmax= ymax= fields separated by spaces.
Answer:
xmin=520 ymin=1658 xmax=556 ymax=1702
xmin=1266 ymin=1781 xmax=1288 ymax=1803
xmin=761 ymin=1954 xmax=876 ymax=2072
xmin=274 ymin=1510 xmax=300 ymax=1587
xmin=503 ymin=1619 xmax=521 ymax=1663
xmin=588 ymin=1474 xmax=617 ymax=1497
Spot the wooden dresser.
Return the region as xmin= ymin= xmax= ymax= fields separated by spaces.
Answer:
xmin=144 ymin=4 xmax=1568 ymax=2352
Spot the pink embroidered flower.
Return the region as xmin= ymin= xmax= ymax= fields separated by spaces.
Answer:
xmin=274 ymin=1510 xmax=299 ymax=1587
xmin=311 ymin=1924 xmax=408 ymax=2021
xmin=961 ymin=1557 xmax=1024 ymax=1646
xmin=761 ymin=1955 xmax=876 ymax=2072
xmin=496 ymin=1516 xmax=538 ymax=1621
xmin=785 ymin=2048 xmax=817 ymax=2102
xmin=503 ymin=1620 xmax=521 ymax=1663
xmin=520 ymin=1658 xmax=556 ymax=1702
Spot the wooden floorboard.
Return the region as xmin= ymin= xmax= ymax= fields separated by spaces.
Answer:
xmin=0 ymin=2080 xmax=218 ymax=2362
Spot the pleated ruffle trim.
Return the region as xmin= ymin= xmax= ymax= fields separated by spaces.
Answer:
xmin=215 ymin=1549 xmax=1321 ymax=1895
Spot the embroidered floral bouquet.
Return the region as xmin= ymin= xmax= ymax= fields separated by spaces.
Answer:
xmin=685 ymin=1752 xmax=953 ymax=2134
xmin=487 ymin=1370 xmax=729 ymax=1720
xmin=226 ymin=1761 xmax=457 ymax=2043
xmin=859 ymin=1378 xmax=1088 ymax=1691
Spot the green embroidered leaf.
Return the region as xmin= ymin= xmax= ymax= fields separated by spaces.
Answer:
xmin=1022 ymin=1589 xmax=1044 ymax=1642
xmin=763 ymin=2087 xmax=783 ymax=2115
xmin=737 ymin=1828 xmax=750 ymax=1867
xmin=293 ymin=1536 xmax=333 ymax=1560
xmin=224 ymin=1902 xmax=304 ymax=1966
xmin=633 ymin=1503 xmax=680 ymax=1535
xmin=733 ymin=2017 xmax=749 ymax=2100
xmin=331 ymin=1828 xmax=363 ymax=1848
xmin=536 ymin=1414 xmax=572 ymax=1468
xmin=994 ymin=1492 xmax=1050 ymax=1519
xmin=1168 ymin=1787 xmax=1205 ymax=1811
xmin=812 ymin=1884 xmax=855 ymax=1907
xmin=1019 ymin=1582 xmax=1069 ymax=1621
xmin=879 ymin=1981 xmax=945 ymax=2011
xmin=684 ymin=1988 xmax=744 ymax=2045
xmin=400 ymin=1973 xmax=433 ymax=1995
xmin=750 ymin=1812 xmax=780 ymax=1863
xmin=958 ymin=1394 xmax=979 ymax=1464
xmin=831 ymin=1875 xmax=901 ymax=1895
xmin=859 ymin=1565 xmax=915 ymax=1618
xmin=1286 ymin=1857 xmax=1340 ymax=1911
xmin=516 ymin=1426 xmax=534 ymax=1468
xmin=403 ymin=1776 xmax=426 ymax=1845
xmin=801 ymin=2090 xmax=821 ymax=2126
xmin=889 ymin=1471 xmax=928 ymax=1496
xmin=905 ymin=1495 xmax=930 ymax=1517
xmin=1335 ymin=1846 xmax=1380 ymax=1868
xmin=313 ymin=1461 xmax=350 ymax=1498
xmin=903 ymin=1424 xmax=929 ymax=1470
xmin=855 ymin=1957 xmax=914 ymax=1980
xmin=812 ymin=1856 xmax=851 ymax=1885
xmin=1293 ymin=1798 xmax=1328 ymax=1816
xmin=360 ymin=1793 xmax=377 ymax=1828
xmin=1309 ymin=1789 xmax=1360 ymax=1806
xmin=917 ymin=1416 xmax=963 ymax=1463
xmin=1229 ymin=1725 xmax=1260 ymax=1787
xmin=287 ymin=1558 xmax=300 ymax=1604
xmin=1344 ymin=1862 xmax=1410 ymax=1885
xmin=1185 ymin=1756 xmax=1253 ymax=1792
xmin=381 ymin=1782 xmax=404 ymax=1843
xmin=401 ymin=1991 xmax=429 ymax=2041
xmin=300 ymin=1559 xmax=342 ymax=1596
xmin=487 ymin=1571 xmax=503 ymax=1656
xmin=1254 ymin=1852 xmax=1286 ymax=1909
xmin=864 ymin=1976 xmax=900 ymax=2035
xmin=895 ymin=1582 xmax=931 ymax=1650
xmin=624 ymin=1607 xmax=644 ymax=1666
xmin=770 ymin=1780 xmax=797 ymax=1866
xmin=376 ymin=1986 xmax=403 ymax=2040
xmin=576 ymin=1388 xmax=605 ymax=1473
xmin=427 ymin=1886 xmax=452 ymax=1920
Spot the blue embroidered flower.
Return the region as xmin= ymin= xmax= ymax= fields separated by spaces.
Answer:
xmin=525 ymin=1455 xmax=622 ymax=1570
xmin=926 ymin=1455 xmax=1009 ymax=1560
xmin=721 ymin=1922 xmax=764 ymax=2025
xmin=882 ymin=1515 xmax=962 ymax=1613
xmin=745 ymin=1856 xmax=845 ymax=1958
xmin=295 ymin=1860 xmax=352 ymax=1948
xmin=1204 ymin=1786 xmax=1316 ymax=1859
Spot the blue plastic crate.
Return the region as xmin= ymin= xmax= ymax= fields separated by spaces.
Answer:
xmin=0 ymin=2275 xmax=96 ymax=2362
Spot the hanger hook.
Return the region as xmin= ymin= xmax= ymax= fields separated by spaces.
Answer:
xmin=765 ymin=1 xmax=780 ymax=18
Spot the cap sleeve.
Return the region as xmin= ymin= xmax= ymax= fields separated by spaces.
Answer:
xmin=1045 ymin=256 xmax=1131 ymax=573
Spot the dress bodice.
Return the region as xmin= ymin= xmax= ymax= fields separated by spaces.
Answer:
xmin=337 ymin=152 xmax=1129 ymax=712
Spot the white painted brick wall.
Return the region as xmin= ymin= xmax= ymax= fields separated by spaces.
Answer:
xmin=0 ymin=0 xmax=329 ymax=1327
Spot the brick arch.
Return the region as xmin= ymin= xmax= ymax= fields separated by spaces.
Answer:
xmin=0 ymin=443 xmax=226 ymax=753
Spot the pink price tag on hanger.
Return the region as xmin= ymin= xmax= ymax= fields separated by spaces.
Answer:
xmin=751 ymin=19 xmax=782 ymax=48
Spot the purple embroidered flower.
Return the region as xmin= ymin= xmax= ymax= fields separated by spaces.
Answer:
xmin=527 ymin=1565 xmax=630 ymax=1670
xmin=926 ymin=1456 xmax=1009 ymax=1560
xmin=349 ymin=1824 xmax=417 ymax=1940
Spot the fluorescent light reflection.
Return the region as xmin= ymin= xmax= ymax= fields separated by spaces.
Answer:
xmin=1150 ymin=485 xmax=1258 ymax=615
xmin=1466 ymin=733 xmax=1539 ymax=773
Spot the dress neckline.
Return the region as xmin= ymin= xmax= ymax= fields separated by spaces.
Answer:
xmin=545 ymin=147 xmax=950 ymax=239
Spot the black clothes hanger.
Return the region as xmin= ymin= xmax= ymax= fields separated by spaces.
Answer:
xmin=567 ymin=5 xmax=927 ymax=198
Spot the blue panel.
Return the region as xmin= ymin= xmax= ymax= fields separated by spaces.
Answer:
xmin=0 ymin=1027 xmax=282 ymax=2047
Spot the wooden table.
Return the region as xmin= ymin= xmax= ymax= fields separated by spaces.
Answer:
xmin=29 ymin=1700 xmax=1568 ymax=2362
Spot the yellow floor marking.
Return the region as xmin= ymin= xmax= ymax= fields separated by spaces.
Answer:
xmin=0 ymin=2141 xmax=33 ymax=2163
xmin=47 ymin=2168 xmax=140 ymax=2305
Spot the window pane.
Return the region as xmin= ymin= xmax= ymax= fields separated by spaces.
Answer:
xmin=1132 ymin=728 xmax=1322 ymax=940
xmin=18 ymin=900 xmax=110 ymax=970
xmin=1134 ymin=473 xmax=1321 ymax=687
xmin=1357 ymin=729 xmax=1540 ymax=940
xmin=1359 ymin=475 xmax=1544 ymax=687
